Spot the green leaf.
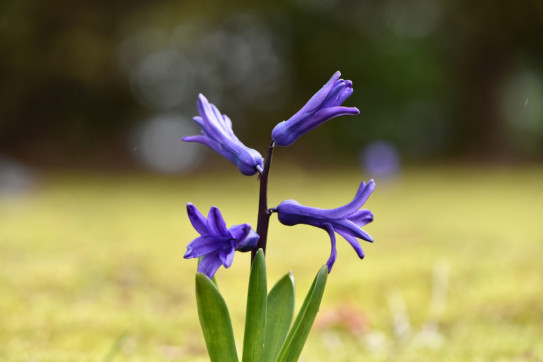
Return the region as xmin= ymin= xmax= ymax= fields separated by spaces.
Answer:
xmin=262 ymin=271 xmax=295 ymax=362
xmin=242 ymin=249 xmax=267 ymax=362
xmin=195 ymin=273 xmax=239 ymax=362
xmin=276 ymin=265 xmax=328 ymax=362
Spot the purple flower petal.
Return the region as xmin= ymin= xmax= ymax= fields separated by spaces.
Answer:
xmin=198 ymin=251 xmax=224 ymax=279
xmin=322 ymin=80 xmax=353 ymax=108
xmin=276 ymin=200 xmax=311 ymax=226
xmin=219 ymin=243 xmax=236 ymax=268
xmin=229 ymin=223 xmax=251 ymax=241
xmin=222 ymin=114 xmax=235 ymax=137
xmin=295 ymin=71 xmax=341 ymax=116
xmin=348 ymin=209 xmax=374 ymax=227
xmin=197 ymin=95 xmax=228 ymax=141
xmin=311 ymin=105 xmax=360 ymax=125
xmin=184 ymin=236 xmax=227 ymax=259
xmin=235 ymin=228 xmax=260 ymax=252
xmin=335 ymin=219 xmax=374 ymax=242
xmin=326 ymin=180 xmax=375 ymax=219
xmin=323 ymin=223 xmax=337 ymax=273
xmin=192 ymin=116 xmax=205 ymax=129
xmin=187 ymin=203 xmax=209 ymax=236
xmin=335 ymin=83 xmax=354 ymax=104
xmin=207 ymin=207 xmax=229 ymax=236
xmin=182 ymin=135 xmax=223 ymax=155
xmin=336 ymin=229 xmax=365 ymax=259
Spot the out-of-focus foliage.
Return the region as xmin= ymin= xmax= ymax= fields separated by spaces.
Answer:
xmin=1 ymin=0 xmax=543 ymax=168
xmin=0 ymin=0 xmax=144 ymax=165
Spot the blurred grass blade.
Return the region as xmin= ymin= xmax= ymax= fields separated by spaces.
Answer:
xmin=276 ymin=265 xmax=328 ymax=362
xmin=242 ymin=249 xmax=267 ymax=362
xmin=262 ymin=271 xmax=295 ymax=362
xmin=195 ymin=273 xmax=238 ymax=362
xmin=101 ymin=331 xmax=127 ymax=362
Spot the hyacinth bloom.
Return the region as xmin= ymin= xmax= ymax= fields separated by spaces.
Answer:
xmin=276 ymin=180 xmax=375 ymax=271
xmin=184 ymin=203 xmax=259 ymax=278
xmin=183 ymin=94 xmax=264 ymax=176
xmin=271 ymin=71 xmax=360 ymax=147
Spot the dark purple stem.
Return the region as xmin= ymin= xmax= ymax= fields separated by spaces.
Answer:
xmin=251 ymin=141 xmax=275 ymax=262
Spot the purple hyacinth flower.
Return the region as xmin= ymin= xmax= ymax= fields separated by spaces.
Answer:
xmin=183 ymin=94 xmax=264 ymax=176
xmin=184 ymin=203 xmax=259 ymax=278
xmin=276 ymin=180 xmax=375 ymax=272
xmin=271 ymin=71 xmax=360 ymax=147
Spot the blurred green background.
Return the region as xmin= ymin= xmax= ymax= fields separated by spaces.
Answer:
xmin=1 ymin=0 xmax=543 ymax=361
xmin=2 ymin=0 xmax=543 ymax=167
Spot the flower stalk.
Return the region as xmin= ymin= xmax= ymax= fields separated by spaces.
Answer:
xmin=252 ymin=141 xmax=275 ymax=262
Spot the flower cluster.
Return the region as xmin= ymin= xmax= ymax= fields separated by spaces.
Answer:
xmin=184 ymin=203 xmax=259 ymax=278
xmin=184 ymin=71 xmax=374 ymax=278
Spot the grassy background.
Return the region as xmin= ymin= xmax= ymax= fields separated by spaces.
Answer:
xmin=1 ymin=167 xmax=542 ymax=361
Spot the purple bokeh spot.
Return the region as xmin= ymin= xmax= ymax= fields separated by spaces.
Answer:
xmin=361 ymin=141 xmax=401 ymax=178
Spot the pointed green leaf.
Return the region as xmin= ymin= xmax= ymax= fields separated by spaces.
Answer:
xmin=195 ymin=273 xmax=238 ymax=362
xmin=276 ymin=265 xmax=328 ymax=362
xmin=262 ymin=271 xmax=295 ymax=362
xmin=242 ymin=249 xmax=267 ymax=362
